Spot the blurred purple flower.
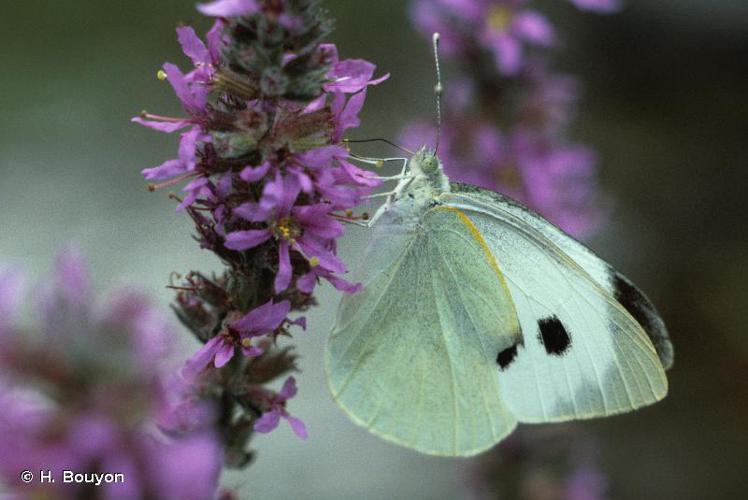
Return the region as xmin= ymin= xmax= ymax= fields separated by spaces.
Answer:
xmin=198 ymin=0 xmax=259 ymax=17
xmin=411 ymin=0 xmax=555 ymax=75
xmin=0 ymin=252 xmax=221 ymax=499
xmin=254 ymin=376 xmax=308 ymax=439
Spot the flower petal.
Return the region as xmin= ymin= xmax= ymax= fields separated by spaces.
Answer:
xmin=163 ymin=63 xmax=206 ymax=114
xmin=234 ymin=202 xmax=269 ymax=222
xmin=240 ymin=345 xmax=263 ymax=358
xmin=213 ymin=341 xmax=235 ymax=368
xmin=206 ymin=20 xmax=225 ymax=62
xmin=224 ymin=229 xmax=272 ymax=251
xmin=274 ymin=241 xmax=293 ymax=293
xmin=253 ymin=409 xmax=281 ymax=433
xmin=183 ymin=337 xmax=223 ymax=377
xmin=232 ymin=299 xmax=290 ymax=335
xmin=197 ymin=0 xmax=260 ymax=17
xmin=492 ymin=34 xmax=522 ymax=75
xmin=296 ymin=237 xmax=346 ymax=274
xmin=131 ymin=116 xmax=192 ymax=133
xmin=513 ymin=11 xmax=555 ymax=46
xmin=240 ymin=161 xmax=271 ymax=183
xmin=177 ymin=26 xmax=210 ymax=66
xmin=279 ymin=376 xmax=298 ymax=401
xmin=284 ymin=415 xmax=308 ymax=439
xmin=142 ymin=159 xmax=186 ymax=181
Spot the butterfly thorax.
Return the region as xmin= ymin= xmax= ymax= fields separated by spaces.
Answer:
xmin=368 ymin=148 xmax=451 ymax=228
xmin=398 ymin=147 xmax=450 ymax=203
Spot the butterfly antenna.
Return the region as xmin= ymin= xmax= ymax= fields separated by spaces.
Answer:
xmin=344 ymin=138 xmax=413 ymax=155
xmin=432 ymin=32 xmax=443 ymax=154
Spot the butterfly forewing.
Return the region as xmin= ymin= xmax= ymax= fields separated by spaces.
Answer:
xmin=327 ymin=206 xmax=520 ymax=456
xmin=441 ymin=191 xmax=668 ymax=422
xmin=447 ymin=183 xmax=673 ymax=369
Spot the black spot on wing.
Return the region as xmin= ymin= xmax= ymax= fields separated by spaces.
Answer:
xmin=537 ymin=316 xmax=571 ymax=355
xmin=496 ymin=345 xmax=518 ymax=370
xmin=612 ymin=272 xmax=674 ymax=369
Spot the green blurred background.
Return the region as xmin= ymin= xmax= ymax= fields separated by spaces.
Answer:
xmin=1 ymin=1 xmax=746 ymax=498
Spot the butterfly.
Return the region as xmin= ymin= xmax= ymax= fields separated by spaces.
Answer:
xmin=325 ymin=147 xmax=673 ymax=457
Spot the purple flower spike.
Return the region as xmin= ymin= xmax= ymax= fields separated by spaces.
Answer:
xmin=197 ymin=0 xmax=259 ymax=17
xmin=133 ymin=0 xmax=392 ymax=469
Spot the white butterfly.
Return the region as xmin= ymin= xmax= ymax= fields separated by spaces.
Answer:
xmin=326 ymin=148 xmax=673 ymax=457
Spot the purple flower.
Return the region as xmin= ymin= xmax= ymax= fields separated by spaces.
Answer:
xmin=197 ymin=0 xmax=259 ymax=17
xmin=519 ymin=64 xmax=581 ymax=133
xmin=521 ymin=140 xmax=605 ymax=239
xmin=294 ymin=145 xmax=379 ymax=210
xmin=184 ymin=299 xmax=290 ymax=375
xmin=254 ymin=377 xmax=307 ymax=439
xmin=226 ymin=173 xmax=347 ymax=292
xmin=232 ymin=299 xmax=291 ymax=355
xmin=322 ymin=44 xmax=389 ymax=93
xmin=479 ymin=3 xmax=555 ymax=75
xmin=411 ymin=0 xmax=555 ymax=75
xmin=133 ymin=63 xmax=208 ymax=133
xmin=141 ymin=127 xmax=210 ymax=183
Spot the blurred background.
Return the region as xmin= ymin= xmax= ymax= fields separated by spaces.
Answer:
xmin=1 ymin=0 xmax=746 ymax=498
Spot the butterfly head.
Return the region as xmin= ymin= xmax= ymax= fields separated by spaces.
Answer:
xmin=400 ymin=147 xmax=450 ymax=200
xmin=409 ymin=147 xmax=443 ymax=177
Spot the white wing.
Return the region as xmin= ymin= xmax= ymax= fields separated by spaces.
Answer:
xmin=442 ymin=188 xmax=668 ymax=423
xmin=449 ymin=183 xmax=673 ymax=369
xmin=327 ymin=206 xmax=520 ymax=456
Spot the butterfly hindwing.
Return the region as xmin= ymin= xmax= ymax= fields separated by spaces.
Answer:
xmin=327 ymin=205 xmax=520 ymax=456
xmin=441 ymin=189 xmax=668 ymax=422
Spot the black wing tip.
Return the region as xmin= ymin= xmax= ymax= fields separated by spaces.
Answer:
xmin=612 ymin=272 xmax=674 ymax=370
